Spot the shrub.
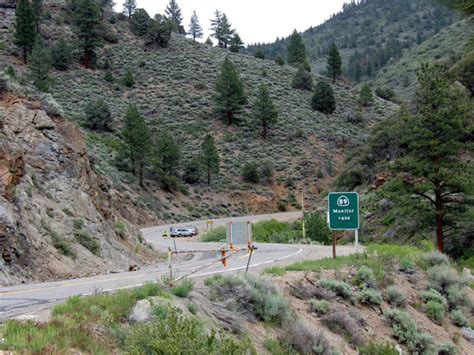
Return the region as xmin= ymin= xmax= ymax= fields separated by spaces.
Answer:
xmin=292 ymin=64 xmax=313 ymax=91
xmin=359 ymin=342 xmax=398 ymax=355
xmin=73 ymin=218 xmax=85 ymax=229
xmin=123 ymin=306 xmax=253 ymax=354
xmin=318 ymin=279 xmax=353 ymax=300
xmin=322 ymin=311 xmax=364 ymax=346
xmin=260 ymin=161 xmax=274 ymax=183
xmin=425 ymin=300 xmax=445 ymax=324
xmin=183 ymin=158 xmax=202 ymax=184
xmin=421 ymin=251 xmax=449 ymax=267
xmin=74 ymin=231 xmax=100 ymax=255
xmin=446 ymin=285 xmax=473 ymax=309
xmin=427 ymin=266 xmax=466 ymax=293
xmin=436 ymin=342 xmax=458 ymax=355
xmin=375 ymin=87 xmax=396 ymax=102
xmin=252 ymin=219 xmax=299 ymax=244
xmin=385 ymin=309 xmax=434 ymax=353
xmin=206 ymin=274 xmax=291 ymax=325
xmin=51 ymin=231 xmax=76 ymax=258
xmin=305 ymin=212 xmax=331 ymax=244
xmin=386 ymin=286 xmax=407 ymax=308
xmin=450 ymin=309 xmax=469 ymax=327
xmin=280 ymin=319 xmax=332 ymax=355
xmin=312 ymin=81 xmax=336 ymax=114
xmin=130 ymin=8 xmax=151 ymax=36
xmin=84 ymin=99 xmax=113 ymax=132
xmin=171 ymin=279 xmax=194 ymax=298
xmin=242 ymin=162 xmax=260 ymax=183
xmin=122 ymin=69 xmax=135 ymax=87
xmin=254 ymin=48 xmax=265 ymax=59
xmin=399 ymin=257 xmax=415 ymax=273
xmin=419 ymin=289 xmax=447 ymax=307
xmin=200 ymin=226 xmax=226 ymax=242
xmin=359 ymin=84 xmax=374 ymax=107
xmin=5 ymin=65 xmax=16 ymax=78
xmin=358 ymin=288 xmax=383 ymax=305
xmin=275 ymin=55 xmax=284 ymax=65
xmin=353 ymin=266 xmax=377 ymax=288
xmin=104 ymin=69 xmax=114 ymax=82
xmin=309 ymin=299 xmax=330 ymax=315
xmin=264 ymin=266 xmax=286 ymax=277
xmin=51 ymin=37 xmax=72 ymax=71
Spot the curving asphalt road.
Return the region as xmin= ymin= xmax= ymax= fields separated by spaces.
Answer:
xmin=0 ymin=212 xmax=360 ymax=321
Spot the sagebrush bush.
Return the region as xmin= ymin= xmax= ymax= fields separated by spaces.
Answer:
xmin=386 ymin=286 xmax=407 ymax=308
xmin=450 ymin=309 xmax=469 ymax=327
xmin=322 ymin=311 xmax=364 ymax=346
xmin=427 ymin=266 xmax=466 ymax=293
xmin=309 ymin=299 xmax=330 ymax=315
xmin=359 ymin=342 xmax=398 ymax=355
xmin=446 ymin=285 xmax=473 ymax=310
xmin=419 ymin=289 xmax=447 ymax=307
xmin=280 ymin=319 xmax=332 ymax=355
xmin=422 ymin=251 xmax=449 ymax=267
xmin=385 ymin=309 xmax=434 ymax=353
xmin=353 ymin=266 xmax=377 ymax=288
xmin=319 ymin=279 xmax=353 ymax=300
xmin=206 ymin=274 xmax=291 ymax=325
xmin=436 ymin=342 xmax=458 ymax=355
xmin=425 ymin=300 xmax=445 ymax=324
xmin=358 ymin=288 xmax=383 ymax=305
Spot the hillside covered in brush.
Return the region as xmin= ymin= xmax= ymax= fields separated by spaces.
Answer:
xmin=0 ymin=1 xmax=398 ymax=224
xmin=248 ymin=0 xmax=458 ymax=84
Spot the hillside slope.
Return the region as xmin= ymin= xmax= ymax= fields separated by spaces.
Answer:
xmin=248 ymin=0 xmax=458 ymax=83
xmin=373 ymin=16 xmax=474 ymax=101
xmin=0 ymin=5 xmax=399 ymax=223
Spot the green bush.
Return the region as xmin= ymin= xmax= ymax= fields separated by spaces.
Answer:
xmin=385 ymin=309 xmax=434 ymax=353
xmin=73 ymin=218 xmax=84 ymax=229
xmin=123 ymin=306 xmax=253 ymax=354
xmin=200 ymin=226 xmax=226 ymax=242
xmin=421 ymin=251 xmax=449 ymax=268
xmin=357 ymin=288 xmax=383 ymax=305
xmin=252 ymin=219 xmax=300 ymax=244
xmin=305 ymin=212 xmax=331 ymax=244
xmin=74 ymin=231 xmax=100 ymax=256
xmin=291 ymin=65 xmax=313 ymax=91
xmin=309 ymin=299 xmax=330 ymax=315
xmin=206 ymin=274 xmax=291 ymax=325
xmin=318 ymin=279 xmax=353 ymax=300
xmin=322 ymin=311 xmax=364 ymax=346
xmin=171 ymin=279 xmax=194 ymax=298
xmin=450 ymin=309 xmax=469 ymax=327
xmin=242 ymin=162 xmax=260 ymax=183
xmin=427 ymin=266 xmax=466 ymax=293
xmin=359 ymin=342 xmax=399 ymax=355
xmin=114 ymin=221 xmax=126 ymax=238
xmin=446 ymin=285 xmax=473 ymax=309
xmin=425 ymin=300 xmax=445 ymax=324
xmin=419 ymin=289 xmax=447 ymax=307
xmin=358 ymin=84 xmax=374 ymax=107
xmin=386 ymin=286 xmax=407 ymax=308
xmin=436 ymin=342 xmax=458 ymax=355
xmin=122 ymin=69 xmax=135 ymax=87
xmin=353 ymin=266 xmax=377 ymax=288
xmin=51 ymin=231 xmax=76 ymax=258
xmin=399 ymin=257 xmax=415 ymax=273
xmin=84 ymin=99 xmax=113 ymax=132
xmin=280 ymin=319 xmax=332 ymax=355
xmin=375 ymin=87 xmax=396 ymax=102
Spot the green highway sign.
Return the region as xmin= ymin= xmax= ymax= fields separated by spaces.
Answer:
xmin=328 ymin=192 xmax=359 ymax=230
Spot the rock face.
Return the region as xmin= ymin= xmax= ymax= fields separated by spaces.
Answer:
xmin=0 ymin=95 xmax=157 ymax=285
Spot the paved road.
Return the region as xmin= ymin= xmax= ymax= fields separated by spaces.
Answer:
xmin=0 ymin=212 xmax=359 ymax=320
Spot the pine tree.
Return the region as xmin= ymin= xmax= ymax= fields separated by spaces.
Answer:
xmin=146 ymin=14 xmax=174 ymax=48
xmin=51 ymin=37 xmax=72 ymax=71
xmin=213 ymin=57 xmax=247 ymax=125
xmin=188 ymin=10 xmax=203 ymax=42
xmin=254 ymin=48 xmax=265 ymax=60
xmin=29 ymin=41 xmax=52 ymax=92
xmin=291 ymin=64 xmax=313 ymax=91
xmin=275 ymin=55 xmax=285 ymax=65
xmin=205 ymin=37 xmax=213 ymax=46
xmin=165 ymin=0 xmax=185 ymax=34
xmin=441 ymin=0 xmax=474 ymax=14
xmin=387 ymin=63 xmax=471 ymax=253
xmin=287 ymin=30 xmax=307 ymax=67
xmin=130 ymin=8 xmax=151 ymax=36
xmin=122 ymin=69 xmax=135 ymax=87
xmin=229 ymin=33 xmax=244 ymax=53
xmin=122 ymin=0 xmax=136 ymax=19
xmin=14 ymin=0 xmax=37 ymax=64
xmin=312 ymin=81 xmax=336 ymax=114
xmin=154 ymin=131 xmax=181 ymax=190
xmin=210 ymin=10 xmax=233 ymax=49
xmin=253 ymin=84 xmax=278 ymax=139
xmin=200 ymin=134 xmax=220 ymax=185
xmin=32 ymin=0 xmax=43 ymax=32
xmin=359 ymin=84 xmax=374 ymax=107
xmin=122 ymin=104 xmax=151 ymax=187
xmin=327 ymin=43 xmax=342 ymax=83
xmin=68 ymin=0 xmax=104 ymax=69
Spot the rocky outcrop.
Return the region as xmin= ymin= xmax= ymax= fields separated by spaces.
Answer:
xmin=0 ymin=95 xmax=157 ymax=285
xmin=0 ymin=0 xmax=15 ymax=8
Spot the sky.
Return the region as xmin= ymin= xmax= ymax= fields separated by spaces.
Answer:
xmin=117 ymin=0 xmax=348 ymax=45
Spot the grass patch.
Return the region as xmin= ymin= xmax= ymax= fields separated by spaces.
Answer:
xmin=200 ymin=226 xmax=226 ymax=242
xmin=171 ymin=279 xmax=194 ymax=298
xmin=74 ymin=231 xmax=100 ymax=255
xmin=51 ymin=231 xmax=76 ymax=258
xmin=264 ymin=266 xmax=286 ymax=276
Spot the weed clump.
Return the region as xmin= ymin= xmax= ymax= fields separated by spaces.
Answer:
xmin=386 ymin=286 xmax=407 ymax=308
xmin=450 ymin=309 xmax=469 ymax=327
xmin=352 ymin=266 xmax=377 ymax=288
xmin=74 ymin=231 xmax=100 ymax=255
xmin=424 ymin=300 xmax=445 ymax=324
xmin=359 ymin=342 xmax=399 ymax=355
xmin=419 ymin=289 xmax=447 ymax=307
xmin=309 ymin=300 xmax=331 ymax=316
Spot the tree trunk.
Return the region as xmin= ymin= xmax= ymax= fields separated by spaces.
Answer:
xmin=333 ymin=72 xmax=336 ymax=83
xmin=84 ymin=47 xmax=89 ymax=69
xmin=207 ymin=168 xmax=211 ymax=186
xmin=23 ymin=47 xmax=27 ymax=64
xmin=139 ymin=162 xmax=144 ymax=188
xmin=435 ymin=187 xmax=444 ymax=253
xmin=227 ymin=112 xmax=233 ymax=125
xmin=262 ymin=120 xmax=268 ymax=140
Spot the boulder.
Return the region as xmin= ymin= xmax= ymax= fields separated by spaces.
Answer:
xmin=33 ymin=110 xmax=55 ymax=130
xmin=463 ymin=327 xmax=474 ymax=344
xmin=130 ymin=299 xmax=152 ymax=322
